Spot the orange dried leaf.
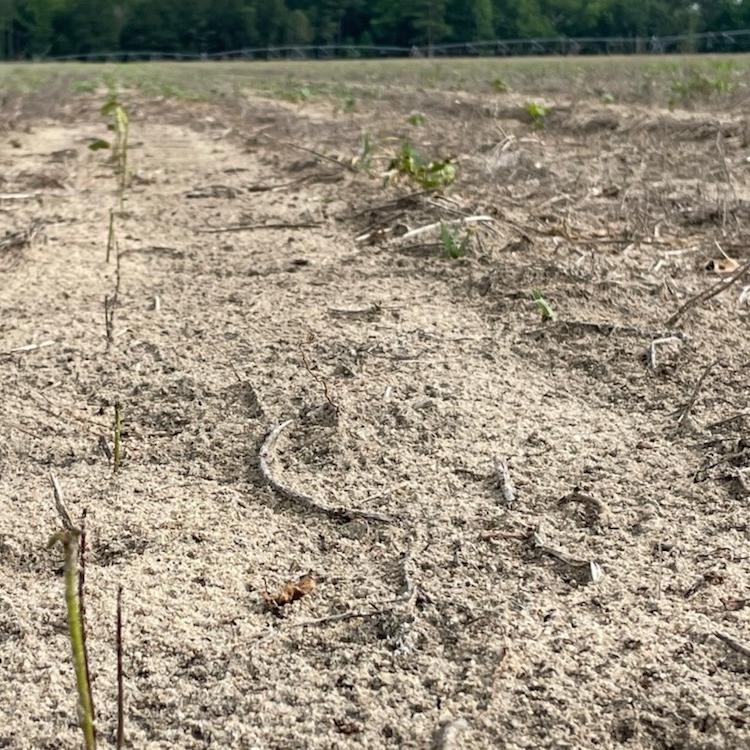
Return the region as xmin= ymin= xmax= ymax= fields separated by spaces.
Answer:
xmin=705 ymin=258 xmax=739 ymax=274
xmin=262 ymin=574 xmax=316 ymax=610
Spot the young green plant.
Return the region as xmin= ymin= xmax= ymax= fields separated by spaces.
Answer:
xmin=353 ymin=132 xmax=374 ymax=172
xmin=90 ymin=92 xmax=130 ymax=202
xmin=106 ymin=96 xmax=129 ymax=199
xmin=439 ymin=223 xmax=469 ymax=259
xmin=532 ymin=289 xmax=557 ymax=321
xmin=525 ymin=101 xmax=552 ymax=129
xmin=387 ymin=142 xmax=456 ymax=190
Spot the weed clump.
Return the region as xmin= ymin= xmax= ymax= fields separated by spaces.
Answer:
xmin=386 ymin=143 xmax=455 ymax=190
xmin=668 ymin=63 xmax=737 ymax=109
xmin=439 ymin=223 xmax=469 ymax=259
xmin=525 ymin=101 xmax=552 ymax=129
xmin=532 ymin=289 xmax=556 ymax=321
xmin=492 ymin=77 xmax=511 ymax=93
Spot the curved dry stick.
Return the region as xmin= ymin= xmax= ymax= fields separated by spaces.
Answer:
xmin=259 ymin=420 xmax=395 ymax=524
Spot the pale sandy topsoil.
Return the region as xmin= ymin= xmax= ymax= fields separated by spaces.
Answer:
xmin=1 ymin=80 xmax=749 ymax=749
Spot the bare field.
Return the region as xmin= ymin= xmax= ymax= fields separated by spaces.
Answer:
xmin=1 ymin=60 xmax=750 ymax=749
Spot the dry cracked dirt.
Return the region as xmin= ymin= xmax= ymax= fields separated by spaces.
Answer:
xmin=1 ymin=80 xmax=749 ymax=749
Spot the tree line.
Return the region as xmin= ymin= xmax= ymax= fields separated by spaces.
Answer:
xmin=0 ymin=0 xmax=748 ymax=58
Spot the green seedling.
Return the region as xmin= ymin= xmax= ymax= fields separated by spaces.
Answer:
xmin=72 ymin=79 xmax=98 ymax=95
xmin=492 ymin=77 xmax=511 ymax=93
xmin=439 ymin=223 xmax=469 ymax=259
xmin=109 ymin=106 xmax=129 ymax=188
xmin=387 ymin=143 xmax=456 ymax=190
xmin=525 ymin=101 xmax=552 ymax=129
xmin=48 ymin=477 xmax=96 ymax=750
xmin=532 ymin=289 xmax=557 ymax=321
xmin=279 ymin=83 xmax=312 ymax=103
xmin=668 ymin=63 xmax=737 ymax=109
xmin=95 ymin=93 xmax=130 ymax=199
xmin=354 ymin=132 xmax=374 ymax=172
xmin=295 ymin=86 xmax=312 ymax=102
xmin=407 ymin=113 xmax=426 ymax=126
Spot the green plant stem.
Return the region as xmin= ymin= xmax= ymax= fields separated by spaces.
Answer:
xmin=115 ymin=106 xmax=129 ymax=204
xmin=106 ymin=210 xmax=114 ymax=263
xmin=78 ymin=512 xmax=96 ymax=731
xmin=59 ymin=530 xmax=97 ymax=750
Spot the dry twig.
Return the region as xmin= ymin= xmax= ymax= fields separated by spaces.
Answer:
xmin=0 ymin=192 xmax=41 ymax=201
xmin=1 ymin=340 xmax=55 ymax=357
xmin=530 ymin=529 xmax=603 ymax=584
xmin=328 ymin=303 xmax=381 ymax=320
xmin=50 ymin=473 xmax=74 ymax=531
xmin=264 ymin=138 xmax=357 ymax=173
xmin=552 ymin=319 xmax=684 ymax=340
xmin=299 ymin=346 xmax=338 ymax=413
xmin=197 ymin=222 xmax=321 ymax=234
xmin=674 ymin=361 xmax=718 ymax=434
xmin=105 ymin=248 xmax=122 ymax=351
xmin=715 ymin=631 xmax=750 ymax=659
xmin=400 ymin=215 xmax=493 ymax=241
xmin=666 ymin=258 xmax=750 ymax=327
xmin=116 ymin=587 xmax=124 ymax=750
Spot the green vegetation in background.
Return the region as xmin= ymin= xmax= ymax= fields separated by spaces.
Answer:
xmin=1 ymin=56 xmax=748 ymax=112
xmin=1 ymin=1 xmax=750 ymax=59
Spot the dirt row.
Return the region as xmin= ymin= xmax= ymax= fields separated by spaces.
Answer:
xmin=1 ymin=87 xmax=749 ymax=749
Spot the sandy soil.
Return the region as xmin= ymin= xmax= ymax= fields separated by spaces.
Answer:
xmin=1 ymin=84 xmax=749 ymax=749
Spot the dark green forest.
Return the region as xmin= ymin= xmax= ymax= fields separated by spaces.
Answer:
xmin=1 ymin=0 xmax=749 ymax=58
